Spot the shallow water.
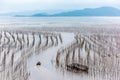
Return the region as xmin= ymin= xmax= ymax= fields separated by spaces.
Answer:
xmin=1 ymin=17 xmax=120 ymax=28
xmin=0 ymin=17 xmax=120 ymax=80
xmin=27 ymin=32 xmax=75 ymax=80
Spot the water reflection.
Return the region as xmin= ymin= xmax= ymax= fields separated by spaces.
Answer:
xmin=56 ymin=33 xmax=120 ymax=80
xmin=0 ymin=30 xmax=62 ymax=80
xmin=1 ymin=30 xmax=120 ymax=80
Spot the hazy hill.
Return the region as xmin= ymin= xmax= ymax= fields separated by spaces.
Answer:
xmin=1 ymin=7 xmax=120 ymax=17
xmin=51 ymin=7 xmax=120 ymax=16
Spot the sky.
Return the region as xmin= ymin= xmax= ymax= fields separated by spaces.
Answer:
xmin=0 ymin=0 xmax=120 ymax=13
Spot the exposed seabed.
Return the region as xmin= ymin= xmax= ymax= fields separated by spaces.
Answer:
xmin=0 ymin=27 xmax=120 ymax=80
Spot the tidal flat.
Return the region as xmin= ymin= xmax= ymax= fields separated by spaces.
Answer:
xmin=0 ymin=17 xmax=120 ymax=80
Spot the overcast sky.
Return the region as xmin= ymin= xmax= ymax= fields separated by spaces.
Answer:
xmin=0 ymin=0 xmax=120 ymax=13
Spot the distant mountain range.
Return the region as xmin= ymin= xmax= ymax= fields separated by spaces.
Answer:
xmin=1 ymin=7 xmax=120 ymax=17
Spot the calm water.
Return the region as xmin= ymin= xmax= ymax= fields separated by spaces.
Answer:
xmin=0 ymin=17 xmax=120 ymax=80
xmin=0 ymin=17 xmax=120 ymax=28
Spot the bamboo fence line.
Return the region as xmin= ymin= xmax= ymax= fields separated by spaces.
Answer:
xmin=56 ymin=33 xmax=120 ymax=80
xmin=0 ymin=30 xmax=62 ymax=80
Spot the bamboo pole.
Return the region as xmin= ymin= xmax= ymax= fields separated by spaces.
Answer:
xmin=27 ymin=34 xmax=29 ymax=47
xmin=11 ymin=33 xmax=15 ymax=42
xmin=0 ymin=31 xmax=2 ymax=44
xmin=65 ymin=49 xmax=70 ymax=66
xmin=16 ymin=33 xmax=22 ymax=50
xmin=72 ymin=48 xmax=75 ymax=63
xmin=55 ymin=36 xmax=58 ymax=46
xmin=22 ymin=33 xmax=25 ymax=43
xmin=32 ymin=33 xmax=35 ymax=47
xmin=50 ymin=36 xmax=54 ymax=46
xmin=45 ymin=36 xmax=48 ymax=46
xmin=38 ymin=34 xmax=41 ymax=48
xmin=59 ymin=34 xmax=63 ymax=44
xmin=56 ymin=51 xmax=60 ymax=67
xmin=4 ymin=32 xmax=10 ymax=45
xmin=3 ymin=51 xmax=6 ymax=72
xmin=78 ymin=46 xmax=81 ymax=63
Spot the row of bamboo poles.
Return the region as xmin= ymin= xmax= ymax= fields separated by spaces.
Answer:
xmin=56 ymin=33 xmax=120 ymax=80
xmin=0 ymin=30 xmax=62 ymax=80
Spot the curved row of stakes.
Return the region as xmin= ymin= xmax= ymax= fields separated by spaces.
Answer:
xmin=0 ymin=30 xmax=62 ymax=80
xmin=56 ymin=33 xmax=120 ymax=80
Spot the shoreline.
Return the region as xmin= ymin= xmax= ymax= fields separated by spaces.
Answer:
xmin=1 ymin=26 xmax=120 ymax=34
